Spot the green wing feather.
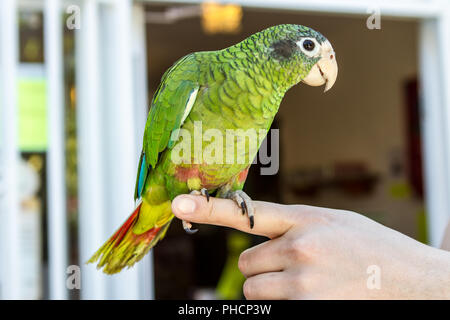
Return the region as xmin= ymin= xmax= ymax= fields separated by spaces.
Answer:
xmin=134 ymin=54 xmax=200 ymax=199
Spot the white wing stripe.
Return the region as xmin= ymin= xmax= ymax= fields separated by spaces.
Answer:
xmin=180 ymin=87 xmax=199 ymax=125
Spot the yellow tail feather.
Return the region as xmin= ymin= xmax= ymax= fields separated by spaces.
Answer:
xmin=88 ymin=202 xmax=172 ymax=274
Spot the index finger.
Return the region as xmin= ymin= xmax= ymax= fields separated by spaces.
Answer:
xmin=171 ymin=194 xmax=297 ymax=238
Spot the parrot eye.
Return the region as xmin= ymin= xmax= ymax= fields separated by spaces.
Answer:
xmin=297 ymin=38 xmax=320 ymax=58
xmin=303 ymin=40 xmax=315 ymax=51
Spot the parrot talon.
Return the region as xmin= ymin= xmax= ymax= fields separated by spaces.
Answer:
xmin=228 ymin=190 xmax=255 ymax=229
xmin=182 ymin=189 xmax=209 ymax=234
xmin=241 ymin=201 xmax=247 ymax=215
xmin=182 ymin=219 xmax=198 ymax=234
xmin=191 ymin=188 xmax=210 ymax=201
xmin=201 ymin=188 xmax=210 ymax=202
xmin=184 ymin=227 xmax=198 ymax=234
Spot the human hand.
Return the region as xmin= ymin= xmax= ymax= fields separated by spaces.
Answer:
xmin=172 ymin=195 xmax=450 ymax=299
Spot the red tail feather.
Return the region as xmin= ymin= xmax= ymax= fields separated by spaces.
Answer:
xmin=88 ymin=201 xmax=171 ymax=274
xmin=112 ymin=202 xmax=142 ymax=246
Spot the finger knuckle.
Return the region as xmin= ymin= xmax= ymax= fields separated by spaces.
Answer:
xmin=238 ymin=252 xmax=249 ymax=274
xmin=286 ymin=238 xmax=308 ymax=261
xmin=243 ymin=279 xmax=254 ymax=299
xmin=290 ymin=204 xmax=314 ymax=221
xmin=314 ymin=212 xmax=333 ymax=225
xmin=290 ymin=205 xmax=336 ymax=226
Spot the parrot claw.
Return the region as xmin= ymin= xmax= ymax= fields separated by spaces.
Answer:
xmin=190 ymin=188 xmax=210 ymax=201
xmin=201 ymin=188 xmax=210 ymax=202
xmin=181 ymin=189 xmax=210 ymax=234
xmin=182 ymin=220 xmax=198 ymax=234
xmin=228 ymin=190 xmax=255 ymax=229
xmin=240 ymin=201 xmax=247 ymax=215
xmin=249 ymin=215 xmax=254 ymax=229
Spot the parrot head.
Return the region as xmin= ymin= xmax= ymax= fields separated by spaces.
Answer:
xmin=257 ymin=24 xmax=338 ymax=92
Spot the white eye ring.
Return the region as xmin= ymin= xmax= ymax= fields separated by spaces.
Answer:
xmin=296 ymin=38 xmax=321 ymax=57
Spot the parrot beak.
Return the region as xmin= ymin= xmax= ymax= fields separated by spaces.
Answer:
xmin=302 ymin=40 xmax=338 ymax=92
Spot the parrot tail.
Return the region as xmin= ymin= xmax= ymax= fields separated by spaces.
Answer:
xmin=87 ymin=201 xmax=171 ymax=274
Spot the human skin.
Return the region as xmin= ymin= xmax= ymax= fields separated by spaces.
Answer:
xmin=171 ymin=195 xmax=450 ymax=299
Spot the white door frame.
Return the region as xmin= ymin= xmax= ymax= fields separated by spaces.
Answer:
xmin=75 ymin=0 xmax=152 ymax=299
xmin=0 ymin=0 xmax=21 ymax=300
xmin=0 ymin=0 xmax=152 ymax=299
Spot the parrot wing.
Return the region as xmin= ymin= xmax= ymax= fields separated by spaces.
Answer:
xmin=90 ymin=55 xmax=201 ymax=273
xmin=134 ymin=54 xmax=199 ymax=200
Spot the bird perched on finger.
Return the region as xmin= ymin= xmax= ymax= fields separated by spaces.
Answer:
xmin=89 ymin=24 xmax=338 ymax=274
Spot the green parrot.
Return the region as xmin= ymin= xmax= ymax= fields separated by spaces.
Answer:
xmin=89 ymin=24 xmax=338 ymax=274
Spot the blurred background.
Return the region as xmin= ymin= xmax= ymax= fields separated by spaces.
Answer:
xmin=1 ymin=0 xmax=450 ymax=300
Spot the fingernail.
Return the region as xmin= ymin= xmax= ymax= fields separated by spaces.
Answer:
xmin=175 ymin=196 xmax=196 ymax=215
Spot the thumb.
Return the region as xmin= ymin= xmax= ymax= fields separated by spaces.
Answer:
xmin=171 ymin=194 xmax=296 ymax=239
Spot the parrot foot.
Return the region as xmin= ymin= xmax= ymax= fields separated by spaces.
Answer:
xmin=181 ymin=189 xmax=209 ymax=234
xmin=228 ymin=190 xmax=255 ymax=229
xmin=182 ymin=220 xmax=198 ymax=234
xmin=190 ymin=188 xmax=210 ymax=201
